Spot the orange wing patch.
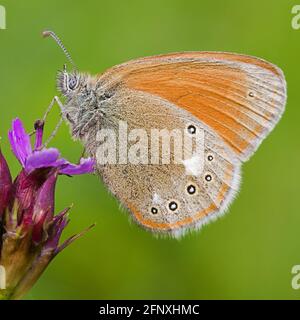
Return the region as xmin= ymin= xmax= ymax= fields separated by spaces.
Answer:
xmin=103 ymin=52 xmax=286 ymax=161
xmin=126 ymin=63 xmax=257 ymax=155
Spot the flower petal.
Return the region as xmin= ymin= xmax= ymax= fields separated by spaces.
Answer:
xmin=59 ymin=158 xmax=95 ymax=175
xmin=43 ymin=207 xmax=71 ymax=252
xmin=25 ymin=148 xmax=61 ymax=173
xmin=55 ymin=223 xmax=95 ymax=255
xmin=8 ymin=118 xmax=32 ymax=166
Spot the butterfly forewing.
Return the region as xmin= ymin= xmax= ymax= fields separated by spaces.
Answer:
xmin=99 ymin=51 xmax=286 ymax=161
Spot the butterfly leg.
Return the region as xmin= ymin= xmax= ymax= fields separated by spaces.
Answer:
xmin=43 ymin=116 xmax=64 ymax=147
xmin=78 ymin=112 xmax=98 ymax=137
xmin=29 ymin=96 xmax=63 ymax=137
xmin=42 ymin=96 xmax=65 ymax=121
xmin=42 ymin=96 xmax=66 ymax=147
xmin=31 ymin=96 xmax=65 ymax=147
xmin=41 ymin=96 xmax=65 ymax=147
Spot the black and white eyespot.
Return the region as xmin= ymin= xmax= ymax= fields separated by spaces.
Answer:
xmin=187 ymin=184 xmax=197 ymax=195
xmin=187 ymin=125 xmax=196 ymax=135
xmin=150 ymin=207 xmax=159 ymax=215
xmin=204 ymin=173 xmax=213 ymax=182
xmin=207 ymin=153 xmax=214 ymax=162
xmin=168 ymin=201 xmax=178 ymax=212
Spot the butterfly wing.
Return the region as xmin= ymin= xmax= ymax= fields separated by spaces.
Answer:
xmin=98 ymin=51 xmax=287 ymax=161
xmin=88 ymin=51 xmax=286 ymax=236
xmin=89 ymin=87 xmax=241 ymax=237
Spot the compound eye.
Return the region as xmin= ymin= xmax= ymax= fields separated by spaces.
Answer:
xmin=68 ymin=76 xmax=78 ymax=90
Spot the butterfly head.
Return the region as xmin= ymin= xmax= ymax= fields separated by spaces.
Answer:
xmin=42 ymin=30 xmax=97 ymax=137
xmin=57 ymin=67 xmax=100 ymax=139
xmin=43 ymin=30 xmax=83 ymax=98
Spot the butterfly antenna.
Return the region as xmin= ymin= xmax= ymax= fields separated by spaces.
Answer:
xmin=42 ymin=30 xmax=77 ymax=70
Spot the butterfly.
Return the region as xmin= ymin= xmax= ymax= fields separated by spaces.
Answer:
xmin=43 ymin=31 xmax=286 ymax=238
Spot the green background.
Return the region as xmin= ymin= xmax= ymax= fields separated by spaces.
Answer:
xmin=0 ymin=0 xmax=299 ymax=299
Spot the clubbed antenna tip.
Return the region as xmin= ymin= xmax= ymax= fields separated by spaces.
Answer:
xmin=42 ymin=30 xmax=52 ymax=38
xmin=42 ymin=29 xmax=76 ymax=69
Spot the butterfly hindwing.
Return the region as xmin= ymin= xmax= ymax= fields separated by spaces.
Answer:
xmin=88 ymin=88 xmax=241 ymax=237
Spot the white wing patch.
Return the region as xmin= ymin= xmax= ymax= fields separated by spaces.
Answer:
xmin=152 ymin=193 xmax=162 ymax=204
xmin=182 ymin=154 xmax=204 ymax=176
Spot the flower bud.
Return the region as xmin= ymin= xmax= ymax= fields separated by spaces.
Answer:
xmin=0 ymin=149 xmax=12 ymax=218
xmin=31 ymin=170 xmax=58 ymax=243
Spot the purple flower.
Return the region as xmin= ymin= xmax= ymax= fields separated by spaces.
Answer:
xmin=0 ymin=149 xmax=12 ymax=217
xmin=8 ymin=118 xmax=95 ymax=175
xmin=0 ymin=117 xmax=95 ymax=300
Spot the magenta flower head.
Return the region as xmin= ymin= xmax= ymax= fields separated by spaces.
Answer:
xmin=0 ymin=118 xmax=95 ymax=300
